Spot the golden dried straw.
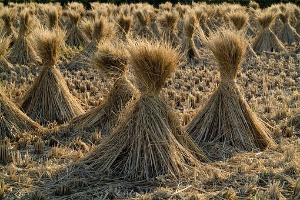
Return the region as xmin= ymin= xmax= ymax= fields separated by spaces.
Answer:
xmin=20 ymin=28 xmax=84 ymax=125
xmin=73 ymin=40 xmax=207 ymax=181
xmin=187 ymin=28 xmax=276 ymax=160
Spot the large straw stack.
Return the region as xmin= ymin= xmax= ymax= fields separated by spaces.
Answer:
xmin=278 ymin=11 xmax=300 ymax=45
xmin=187 ymin=29 xmax=276 ymax=159
xmin=8 ymin=9 xmax=41 ymax=66
xmin=252 ymin=10 xmax=287 ymax=54
xmin=65 ymin=10 xmax=89 ymax=48
xmin=20 ymin=29 xmax=84 ymax=125
xmin=66 ymin=17 xmax=115 ymax=71
xmin=73 ymin=40 xmax=207 ymax=181
xmin=0 ymin=87 xmax=42 ymax=139
xmin=66 ymin=43 xmax=136 ymax=134
xmin=182 ymin=13 xmax=200 ymax=62
xmin=158 ymin=11 xmax=180 ymax=47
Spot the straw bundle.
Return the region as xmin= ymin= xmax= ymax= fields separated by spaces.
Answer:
xmin=66 ymin=17 xmax=115 ymax=71
xmin=195 ymin=9 xmax=211 ymax=37
xmin=73 ymin=40 xmax=206 ymax=181
xmin=295 ymin=8 xmax=300 ymax=34
xmin=20 ymin=29 xmax=84 ymax=125
xmin=135 ymin=10 xmax=154 ymax=39
xmin=278 ymin=11 xmax=300 ymax=45
xmin=65 ymin=10 xmax=89 ymax=48
xmin=158 ymin=11 xmax=180 ymax=47
xmin=66 ymin=43 xmax=136 ymax=134
xmin=0 ymin=86 xmax=41 ymax=139
xmin=0 ymin=8 xmax=17 ymax=44
xmin=227 ymin=11 xmax=258 ymax=59
xmin=187 ymin=29 xmax=275 ymax=158
xmin=47 ymin=7 xmax=60 ymax=31
xmin=182 ymin=13 xmax=200 ymax=62
xmin=252 ymin=10 xmax=287 ymax=54
xmin=0 ymin=36 xmax=13 ymax=73
xmin=8 ymin=9 xmax=41 ymax=66
xmin=117 ymin=14 xmax=133 ymax=41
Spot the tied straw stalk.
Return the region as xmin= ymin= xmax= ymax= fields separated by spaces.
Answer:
xmin=65 ymin=42 xmax=136 ymax=135
xmin=72 ymin=40 xmax=207 ymax=181
xmin=20 ymin=28 xmax=84 ymax=125
xmin=187 ymin=28 xmax=276 ymax=160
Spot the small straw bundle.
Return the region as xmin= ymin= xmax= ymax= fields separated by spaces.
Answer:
xmin=0 ymin=86 xmax=42 ymax=139
xmin=135 ymin=10 xmax=154 ymax=39
xmin=8 ymin=9 xmax=41 ymax=66
xmin=47 ymin=7 xmax=61 ymax=31
xmin=0 ymin=8 xmax=17 ymax=44
xmin=227 ymin=11 xmax=258 ymax=59
xmin=158 ymin=11 xmax=180 ymax=47
xmin=195 ymin=9 xmax=211 ymax=37
xmin=73 ymin=40 xmax=207 ymax=181
xmin=182 ymin=13 xmax=201 ymax=62
xmin=66 ymin=17 xmax=115 ymax=71
xmin=278 ymin=11 xmax=300 ymax=45
xmin=66 ymin=43 xmax=136 ymax=134
xmin=65 ymin=10 xmax=89 ymax=48
xmin=187 ymin=29 xmax=276 ymax=160
xmin=117 ymin=14 xmax=133 ymax=41
xmin=20 ymin=29 xmax=84 ymax=125
xmin=0 ymin=36 xmax=13 ymax=73
xmin=252 ymin=10 xmax=287 ymax=54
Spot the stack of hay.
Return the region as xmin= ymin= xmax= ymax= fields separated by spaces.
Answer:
xmin=135 ymin=10 xmax=154 ymax=39
xmin=0 ymin=36 xmax=13 ymax=73
xmin=227 ymin=11 xmax=258 ymax=59
xmin=0 ymin=8 xmax=17 ymax=45
xmin=158 ymin=11 xmax=180 ymax=47
xmin=66 ymin=43 xmax=136 ymax=135
xmin=117 ymin=13 xmax=133 ymax=42
xmin=46 ymin=6 xmax=61 ymax=31
xmin=66 ymin=17 xmax=115 ymax=71
xmin=20 ymin=29 xmax=84 ymax=125
xmin=182 ymin=13 xmax=201 ymax=63
xmin=73 ymin=40 xmax=207 ymax=181
xmin=278 ymin=10 xmax=300 ymax=45
xmin=65 ymin=10 xmax=89 ymax=48
xmin=0 ymin=88 xmax=42 ymax=139
xmin=187 ymin=28 xmax=276 ymax=160
xmin=8 ymin=9 xmax=41 ymax=66
xmin=252 ymin=10 xmax=287 ymax=54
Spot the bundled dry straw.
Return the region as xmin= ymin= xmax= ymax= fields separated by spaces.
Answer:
xmin=0 ymin=86 xmax=41 ymax=139
xmin=135 ymin=10 xmax=154 ymax=39
xmin=117 ymin=14 xmax=133 ymax=41
xmin=158 ymin=11 xmax=180 ymax=47
xmin=65 ymin=10 xmax=89 ymax=48
xmin=47 ymin=7 xmax=61 ymax=31
xmin=73 ymin=40 xmax=207 ymax=181
xmin=67 ymin=17 xmax=115 ymax=71
xmin=20 ymin=29 xmax=84 ymax=125
xmin=0 ymin=36 xmax=13 ymax=73
xmin=0 ymin=8 xmax=17 ymax=44
xmin=182 ymin=13 xmax=201 ymax=62
xmin=187 ymin=29 xmax=276 ymax=159
xmin=278 ymin=11 xmax=300 ymax=45
xmin=8 ymin=9 xmax=41 ymax=66
xmin=66 ymin=43 xmax=136 ymax=134
xmin=252 ymin=10 xmax=287 ymax=54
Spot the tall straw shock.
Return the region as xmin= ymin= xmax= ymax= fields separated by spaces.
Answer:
xmin=20 ymin=28 xmax=84 ymax=125
xmin=252 ymin=10 xmax=287 ymax=54
xmin=61 ymin=42 xmax=136 ymax=135
xmin=66 ymin=17 xmax=115 ymax=71
xmin=8 ymin=9 xmax=41 ymax=66
xmin=71 ymin=40 xmax=207 ymax=181
xmin=187 ymin=28 xmax=276 ymax=160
